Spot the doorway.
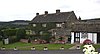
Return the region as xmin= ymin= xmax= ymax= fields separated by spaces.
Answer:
xmin=97 ymin=33 xmax=100 ymax=43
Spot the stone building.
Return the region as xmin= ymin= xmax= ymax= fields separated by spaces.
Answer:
xmin=30 ymin=10 xmax=100 ymax=44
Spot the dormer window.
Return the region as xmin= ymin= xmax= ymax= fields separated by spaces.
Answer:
xmin=33 ymin=24 xmax=36 ymax=27
xmin=56 ymin=23 xmax=62 ymax=27
xmin=42 ymin=24 xmax=46 ymax=27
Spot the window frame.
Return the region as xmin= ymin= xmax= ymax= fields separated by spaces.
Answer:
xmin=56 ymin=23 xmax=62 ymax=27
xmin=42 ymin=24 xmax=47 ymax=27
xmin=33 ymin=24 xmax=36 ymax=27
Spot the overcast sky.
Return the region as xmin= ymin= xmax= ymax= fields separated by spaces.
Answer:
xmin=0 ymin=0 xmax=100 ymax=21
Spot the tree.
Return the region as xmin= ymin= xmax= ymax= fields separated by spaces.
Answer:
xmin=2 ymin=29 xmax=17 ymax=36
xmin=16 ymin=29 xmax=26 ymax=41
xmin=0 ymin=30 xmax=4 ymax=41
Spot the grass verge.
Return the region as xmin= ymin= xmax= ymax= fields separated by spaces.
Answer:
xmin=0 ymin=41 xmax=74 ymax=50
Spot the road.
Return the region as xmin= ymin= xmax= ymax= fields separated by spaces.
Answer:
xmin=0 ymin=49 xmax=100 ymax=54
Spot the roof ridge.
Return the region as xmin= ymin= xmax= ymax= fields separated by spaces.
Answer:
xmin=38 ymin=11 xmax=72 ymax=16
xmin=66 ymin=11 xmax=74 ymax=20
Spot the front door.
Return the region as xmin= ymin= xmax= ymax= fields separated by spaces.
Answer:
xmin=74 ymin=32 xmax=80 ymax=43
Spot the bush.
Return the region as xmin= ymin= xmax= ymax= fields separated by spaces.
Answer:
xmin=2 ymin=29 xmax=17 ymax=36
xmin=41 ymin=31 xmax=51 ymax=43
xmin=9 ymin=36 xmax=18 ymax=44
xmin=16 ymin=29 xmax=26 ymax=41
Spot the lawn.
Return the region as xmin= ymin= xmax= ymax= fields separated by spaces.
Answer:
xmin=93 ymin=44 xmax=100 ymax=49
xmin=0 ymin=41 xmax=74 ymax=50
xmin=80 ymin=44 xmax=100 ymax=49
xmin=0 ymin=41 xmax=3 ymax=47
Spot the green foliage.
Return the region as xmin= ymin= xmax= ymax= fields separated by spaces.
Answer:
xmin=16 ymin=29 xmax=26 ymax=41
xmin=30 ymin=23 xmax=56 ymax=35
xmin=40 ymin=31 xmax=51 ymax=42
xmin=2 ymin=29 xmax=17 ymax=36
xmin=0 ymin=41 xmax=3 ymax=47
xmin=9 ymin=36 xmax=18 ymax=44
xmin=0 ymin=28 xmax=27 ymax=43
xmin=45 ymin=23 xmax=56 ymax=30
xmin=58 ymin=36 xmax=64 ymax=41
xmin=0 ymin=30 xmax=3 ymax=41
xmin=93 ymin=44 xmax=100 ymax=49
xmin=1 ymin=29 xmax=21 ymax=43
xmin=80 ymin=44 xmax=100 ymax=49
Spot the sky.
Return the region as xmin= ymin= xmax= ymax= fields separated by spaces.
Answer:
xmin=0 ymin=0 xmax=100 ymax=21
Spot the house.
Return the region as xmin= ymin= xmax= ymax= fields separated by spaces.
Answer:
xmin=30 ymin=9 xmax=78 ymax=43
xmin=31 ymin=10 xmax=100 ymax=44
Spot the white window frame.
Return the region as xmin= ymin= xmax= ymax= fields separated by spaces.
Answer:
xmin=76 ymin=38 xmax=79 ymax=41
xmin=33 ymin=24 xmax=36 ymax=27
xmin=42 ymin=24 xmax=47 ymax=27
xmin=56 ymin=23 xmax=62 ymax=27
xmin=40 ymin=31 xmax=43 ymax=35
xmin=42 ymin=24 xmax=46 ymax=27
xmin=76 ymin=33 xmax=80 ymax=37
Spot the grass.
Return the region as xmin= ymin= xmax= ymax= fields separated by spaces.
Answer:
xmin=80 ymin=44 xmax=100 ymax=49
xmin=0 ymin=41 xmax=74 ymax=50
xmin=0 ymin=42 xmax=33 ymax=50
xmin=0 ymin=41 xmax=3 ymax=47
xmin=93 ymin=44 xmax=100 ymax=49
xmin=32 ymin=44 xmax=73 ymax=50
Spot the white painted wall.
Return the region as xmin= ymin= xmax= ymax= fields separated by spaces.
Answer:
xmin=88 ymin=33 xmax=93 ymax=41
xmin=71 ymin=32 xmax=97 ymax=44
xmin=80 ymin=32 xmax=87 ymax=44
xmin=71 ymin=32 xmax=74 ymax=44
xmin=80 ymin=33 xmax=97 ymax=44
xmin=93 ymin=33 xmax=97 ymax=44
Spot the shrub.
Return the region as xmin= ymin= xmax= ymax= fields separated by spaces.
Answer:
xmin=2 ymin=29 xmax=17 ymax=36
xmin=16 ymin=29 xmax=26 ymax=41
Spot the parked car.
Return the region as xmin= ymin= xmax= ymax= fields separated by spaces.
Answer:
xmin=83 ymin=39 xmax=92 ymax=44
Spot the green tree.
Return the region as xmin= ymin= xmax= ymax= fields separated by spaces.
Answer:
xmin=16 ymin=29 xmax=26 ymax=41
xmin=2 ymin=29 xmax=17 ymax=36
xmin=0 ymin=30 xmax=3 ymax=41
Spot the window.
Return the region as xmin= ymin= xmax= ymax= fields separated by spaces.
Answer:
xmin=75 ymin=38 xmax=79 ymax=41
xmin=32 ymin=31 xmax=36 ymax=35
xmin=56 ymin=24 xmax=62 ymax=27
xmin=81 ymin=32 xmax=88 ymax=38
xmin=40 ymin=31 xmax=43 ymax=35
xmin=42 ymin=24 xmax=46 ymax=27
xmin=75 ymin=33 xmax=80 ymax=37
xmin=33 ymin=24 xmax=36 ymax=27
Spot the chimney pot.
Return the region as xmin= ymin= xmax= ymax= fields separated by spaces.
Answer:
xmin=45 ymin=11 xmax=48 ymax=15
xmin=36 ymin=13 xmax=39 ymax=16
xmin=56 ymin=9 xmax=60 ymax=13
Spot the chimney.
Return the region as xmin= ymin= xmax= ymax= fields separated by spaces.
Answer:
xmin=36 ymin=13 xmax=39 ymax=16
xmin=79 ymin=16 xmax=81 ymax=20
xmin=56 ymin=9 xmax=60 ymax=14
xmin=45 ymin=11 xmax=48 ymax=15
